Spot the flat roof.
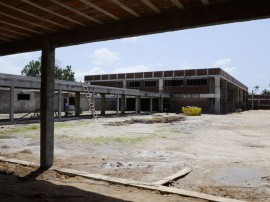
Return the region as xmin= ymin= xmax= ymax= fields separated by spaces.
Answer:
xmin=85 ymin=68 xmax=248 ymax=91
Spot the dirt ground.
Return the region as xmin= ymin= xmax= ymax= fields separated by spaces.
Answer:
xmin=1 ymin=110 xmax=270 ymax=201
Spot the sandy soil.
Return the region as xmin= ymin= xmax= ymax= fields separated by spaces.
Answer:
xmin=1 ymin=110 xmax=270 ymax=201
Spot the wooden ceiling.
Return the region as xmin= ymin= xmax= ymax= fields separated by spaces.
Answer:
xmin=0 ymin=0 xmax=270 ymax=56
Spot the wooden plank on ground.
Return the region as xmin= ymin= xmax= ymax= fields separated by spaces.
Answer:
xmin=154 ymin=167 xmax=192 ymax=185
xmin=0 ymin=157 xmax=244 ymax=202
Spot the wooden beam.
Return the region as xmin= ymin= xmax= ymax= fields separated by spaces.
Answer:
xmin=0 ymin=19 xmax=42 ymax=34
xmin=201 ymin=0 xmax=210 ymax=5
xmin=154 ymin=167 xmax=191 ymax=185
xmin=0 ymin=1 xmax=69 ymax=30
xmin=170 ymin=0 xmax=184 ymax=9
xmin=0 ymin=27 xmax=31 ymax=37
xmin=49 ymin=0 xmax=102 ymax=24
xmin=79 ymin=0 xmax=120 ymax=20
xmin=0 ymin=12 xmax=55 ymax=32
xmin=2 ymin=0 xmax=270 ymax=56
xmin=111 ymin=0 xmax=140 ymax=17
xmin=0 ymin=37 xmax=10 ymax=42
xmin=21 ymin=0 xmax=85 ymax=26
xmin=0 ymin=33 xmax=22 ymax=40
xmin=140 ymin=0 xmax=161 ymax=13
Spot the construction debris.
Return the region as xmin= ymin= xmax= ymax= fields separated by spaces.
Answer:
xmin=104 ymin=115 xmax=185 ymax=126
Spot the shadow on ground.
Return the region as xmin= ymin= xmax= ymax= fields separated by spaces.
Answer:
xmin=0 ymin=168 xmax=129 ymax=202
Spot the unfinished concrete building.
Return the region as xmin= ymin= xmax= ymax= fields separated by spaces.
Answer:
xmin=85 ymin=68 xmax=248 ymax=114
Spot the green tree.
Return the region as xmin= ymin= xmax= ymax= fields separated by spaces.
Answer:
xmin=21 ymin=60 xmax=41 ymax=77
xmin=254 ymin=85 xmax=260 ymax=94
xmin=21 ymin=59 xmax=75 ymax=81
xmin=261 ymin=89 xmax=270 ymax=95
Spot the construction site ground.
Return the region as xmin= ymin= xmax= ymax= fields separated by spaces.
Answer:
xmin=0 ymin=110 xmax=270 ymax=201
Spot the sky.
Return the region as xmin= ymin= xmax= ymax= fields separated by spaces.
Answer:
xmin=1 ymin=18 xmax=270 ymax=93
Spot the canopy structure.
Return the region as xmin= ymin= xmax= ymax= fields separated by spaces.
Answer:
xmin=1 ymin=0 xmax=270 ymax=56
xmin=0 ymin=0 xmax=269 ymax=168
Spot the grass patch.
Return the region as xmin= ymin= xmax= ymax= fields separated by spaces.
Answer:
xmin=82 ymin=136 xmax=152 ymax=144
xmin=0 ymin=134 xmax=14 ymax=139
xmin=1 ymin=124 xmax=40 ymax=134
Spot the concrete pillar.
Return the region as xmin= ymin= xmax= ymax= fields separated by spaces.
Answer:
xmin=258 ymin=99 xmax=260 ymax=110
xmin=123 ymin=80 xmax=127 ymax=89
xmin=214 ymin=76 xmax=221 ymax=114
xmin=136 ymin=96 xmax=141 ymax=113
xmin=159 ymin=97 xmax=164 ymax=113
xmin=158 ymin=79 xmax=163 ymax=93
xmin=75 ymin=92 xmax=80 ymax=116
xmin=92 ymin=90 xmax=96 ymax=105
xmin=116 ymin=94 xmax=119 ymax=115
xmin=150 ymin=97 xmax=153 ymax=114
xmin=101 ymin=93 xmax=106 ymax=115
xmin=121 ymin=94 xmax=125 ymax=114
xmin=251 ymin=90 xmax=254 ymax=110
xmin=40 ymin=39 xmax=55 ymax=169
xmin=9 ymin=85 xmax=15 ymax=123
xmin=58 ymin=89 xmax=62 ymax=119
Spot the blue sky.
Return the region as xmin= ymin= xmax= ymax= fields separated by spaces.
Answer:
xmin=1 ymin=18 xmax=270 ymax=93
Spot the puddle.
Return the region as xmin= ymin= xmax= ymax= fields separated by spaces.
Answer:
xmin=213 ymin=167 xmax=263 ymax=187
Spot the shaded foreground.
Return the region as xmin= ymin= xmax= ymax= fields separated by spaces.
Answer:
xmin=0 ymin=162 xmax=201 ymax=202
xmin=1 ymin=111 xmax=270 ymax=201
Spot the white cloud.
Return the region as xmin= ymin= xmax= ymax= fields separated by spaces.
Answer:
xmin=121 ymin=36 xmax=145 ymax=43
xmin=83 ymin=48 xmax=120 ymax=67
xmin=213 ymin=58 xmax=232 ymax=67
xmin=178 ymin=62 xmax=194 ymax=69
xmin=75 ymin=67 xmax=106 ymax=82
xmin=113 ymin=65 xmax=150 ymax=73
xmin=0 ymin=53 xmax=33 ymax=75
xmin=213 ymin=58 xmax=236 ymax=75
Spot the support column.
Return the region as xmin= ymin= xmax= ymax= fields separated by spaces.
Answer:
xmin=135 ymin=96 xmax=141 ymax=113
xmin=158 ymin=79 xmax=163 ymax=93
xmin=116 ymin=94 xmax=119 ymax=115
xmin=92 ymin=90 xmax=96 ymax=106
xmin=40 ymin=38 xmax=55 ymax=169
xmin=214 ymin=76 xmax=221 ymax=114
xmin=123 ymin=80 xmax=127 ymax=89
xmin=9 ymin=85 xmax=14 ymax=123
xmin=58 ymin=89 xmax=62 ymax=119
xmin=159 ymin=97 xmax=164 ymax=113
xmin=101 ymin=93 xmax=106 ymax=115
xmin=251 ymin=90 xmax=254 ymax=110
xmin=121 ymin=95 xmax=125 ymax=114
xmin=150 ymin=97 xmax=153 ymax=114
xmin=75 ymin=92 xmax=80 ymax=116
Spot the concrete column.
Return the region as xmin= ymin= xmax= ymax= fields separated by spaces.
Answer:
xmin=116 ymin=94 xmax=119 ymax=115
xmin=58 ymin=89 xmax=62 ymax=119
xmin=92 ymin=90 xmax=96 ymax=105
xmin=101 ymin=93 xmax=106 ymax=115
xmin=214 ymin=76 xmax=221 ymax=114
xmin=258 ymin=99 xmax=260 ymax=110
xmin=159 ymin=97 xmax=164 ymax=113
xmin=136 ymin=96 xmax=141 ymax=113
xmin=40 ymin=38 xmax=55 ymax=169
xmin=158 ymin=79 xmax=163 ymax=93
xmin=150 ymin=97 xmax=153 ymax=114
xmin=75 ymin=92 xmax=80 ymax=116
xmin=121 ymin=95 xmax=125 ymax=114
xmin=251 ymin=90 xmax=254 ymax=110
xmin=123 ymin=80 xmax=127 ymax=89
xmin=9 ymin=85 xmax=15 ymax=123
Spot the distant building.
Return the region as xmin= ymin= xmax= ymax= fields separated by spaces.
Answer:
xmin=85 ymin=68 xmax=248 ymax=114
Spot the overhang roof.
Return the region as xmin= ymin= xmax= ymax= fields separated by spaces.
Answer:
xmin=0 ymin=0 xmax=270 ymax=56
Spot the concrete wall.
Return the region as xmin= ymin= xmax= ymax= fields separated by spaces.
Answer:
xmin=0 ymin=88 xmax=89 ymax=114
